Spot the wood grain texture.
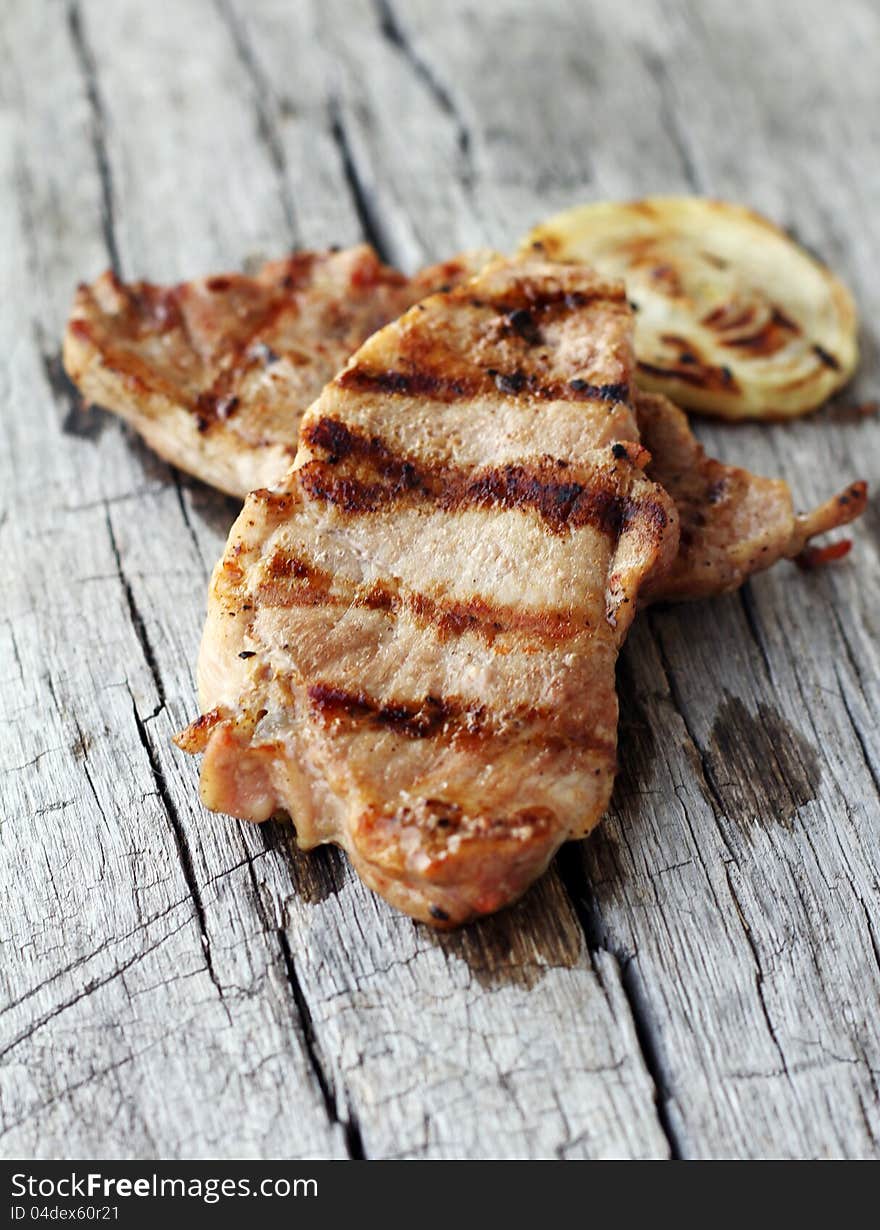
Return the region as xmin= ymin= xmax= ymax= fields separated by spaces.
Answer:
xmin=1 ymin=0 xmax=878 ymax=1160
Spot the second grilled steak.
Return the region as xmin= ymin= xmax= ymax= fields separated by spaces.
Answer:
xmin=63 ymin=246 xmax=489 ymax=497
xmin=636 ymin=391 xmax=867 ymax=601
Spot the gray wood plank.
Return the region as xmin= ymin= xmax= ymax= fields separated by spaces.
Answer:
xmin=0 ymin=0 xmax=346 ymax=1161
xmin=312 ymin=0 xmax=880 ymax=1158
xmin=2 ymin=0 xmax=878 ymax=1160
xmin=1 ymin=0 xmax=672 ymax=1161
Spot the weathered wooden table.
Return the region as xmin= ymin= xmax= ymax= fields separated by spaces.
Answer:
xmin=2 ymin=0 xmax=878 ymax=1160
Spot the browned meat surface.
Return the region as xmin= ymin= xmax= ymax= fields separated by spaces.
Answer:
xmin=63 ymin=246 xmax=489 ymax=497
xmin=64 ymin=249 xmax=865 ymax=601
xmin=175 ymin=257 xmax=679 ymax=925
xmin=635 ymin=391 xmax=867 ymax=601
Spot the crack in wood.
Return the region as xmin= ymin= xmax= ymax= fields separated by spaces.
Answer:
xmin=648 ymin=614 xmax=734 ymax=856
xmin=0 ymin=1024 xmax=183 ymax=1140
xmin=0 ymin=895 xmax=192 ymax=1023
xmin=214 ymin=0 xmax=299 ymax=246
xmin=859 ymin=898 xmax=880 ymax=984
xmin=554 ymin=843 xmax=684 ymax=1159
xmin=738 ymin=583 xmax=775 ymax=683
xmin=277 ymin=929 xmax=366 ymax=1159
xmin=374 ymin=0 xmax=475 ymax=192
xmin=0 ymin=913 xmax=191 ymax=1062
xmin=171 ymin=471 xmax=212 ymax=581
xmin=235 ymin=833 xmax=359 ymax=1151
xmin=722 ymin=862 xmax=793 ymax=1083
xmin=126 ymin=687 xmax=230 ymax=1017
xmin=639 ymin=46 xmax=704 ymax=192
xmin=105 ymin=507 xmax=167 ymax=712
xmin=646 ymin=614 xmax=802 ymax=1091
xmin=67 ymin=1 xmax=121 ymax=273
xmin=826 ymin=606 xmax=880 ymax=802
xmin=617 ymin=957 xmax=684 ymax=1159
xmin=327 ymin=96 xmax=400 ymax=266
xmin=835 ymin=669 xmax=880 ymax=804
xmin=104 ymin=499 xmax=230 ymax=1012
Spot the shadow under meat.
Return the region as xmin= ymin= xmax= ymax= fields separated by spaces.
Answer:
xmin=259 ymin=818 xmax=348 ymax=907
xmin=179 ymin=474 xmax=242 ymax=540
xmin=207 ymin=577 xmax=819 ymax=990
xmin=430 ymin=872 xmax=583 ymax=991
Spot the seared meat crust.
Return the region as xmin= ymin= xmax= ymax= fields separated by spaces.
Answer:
xmin=635 ymin=392 xmax=867 ymax=601
xmin=64 ymin=249 xmax=864 ymax=601
xmin=63 ymin=246 xmax=489 ymax=497
xmin=176 ymin=257 xmax=679 ymax=925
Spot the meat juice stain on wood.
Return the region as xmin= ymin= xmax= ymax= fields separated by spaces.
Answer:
xmin=72 ymin=728 xmax=93 ymax=760
xmin=708 ymin=695 xmax=821 ymax=828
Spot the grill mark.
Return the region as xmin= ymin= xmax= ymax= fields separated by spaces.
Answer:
xmin=457 ymin=466 xmax=625 ymax=533
xmin=299 ymin=456 xmax=640 ymax=535
xmin=771 ymin=306 xmax=800 ymax=333
xmin=637 ymin=358 xmax=739 ymax=394
xmin=718 ymin=310 xmax=800 ymax=357
xmin=476 ymin=281 xmax=627 ymax=315
xmin=100 ymin=275 xmax=185 ymax=334
xmin=336 ymin=363 xmax=630 ymax=405
xmin=191 ymin=295 xmax=300 ymax=429
xmin=306 ymin=683 xmax=615 ymax=756
xmin=505 ymin=307 xmax=543 ymax=345
xmin=257 ymin=551 xmax=335 ymax=608
xmin=250 ymin=489 xmax=298 ymax=519
xmin=260 ymin=251 xmax=322 ymax=292
xmin=659 ymin=334 xmax=701 ymax=365
xmin=266 ymin=552 xmax=319 ymax=580
xmin=300 ymin=417 xmax=664 ymax=535
xmin=702 ymin=303 xmax=756 ymax=330
xmin=298 ymin=465 xmax=419 ymax=513
xmin=257 ymin=553 xmax=586 ymax=646
xmin=702 ymin=303 xmax=802 ymax=353
xmin=308 ymin=684 xmax=464 ymax=738
xmin=408 ymin=591 xmax=581 ymax=644
xmin=336 ymin=364 xmax=480 ymax=400
xmin=812 ymin=343 xmax=841 ymax=371
xmin=559 ymin=378 xmax=630 ymax=402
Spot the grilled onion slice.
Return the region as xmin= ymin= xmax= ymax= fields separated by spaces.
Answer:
xmin=523 ymin=197 xmax=858 ymax=420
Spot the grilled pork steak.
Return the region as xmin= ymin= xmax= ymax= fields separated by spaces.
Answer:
xmin=63 ymin=246 xmax=489 ymax=497
xmin=64 ymin=250 xmax=864 ymax=600
xmin=636 ymin=391 xmax=867 ymax=601
xmin=175 ymin=257 xmax=679 ymax=925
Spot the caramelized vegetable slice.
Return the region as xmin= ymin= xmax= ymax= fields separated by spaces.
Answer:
xmin=524 ymin=197 xmax=858 ymax=420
